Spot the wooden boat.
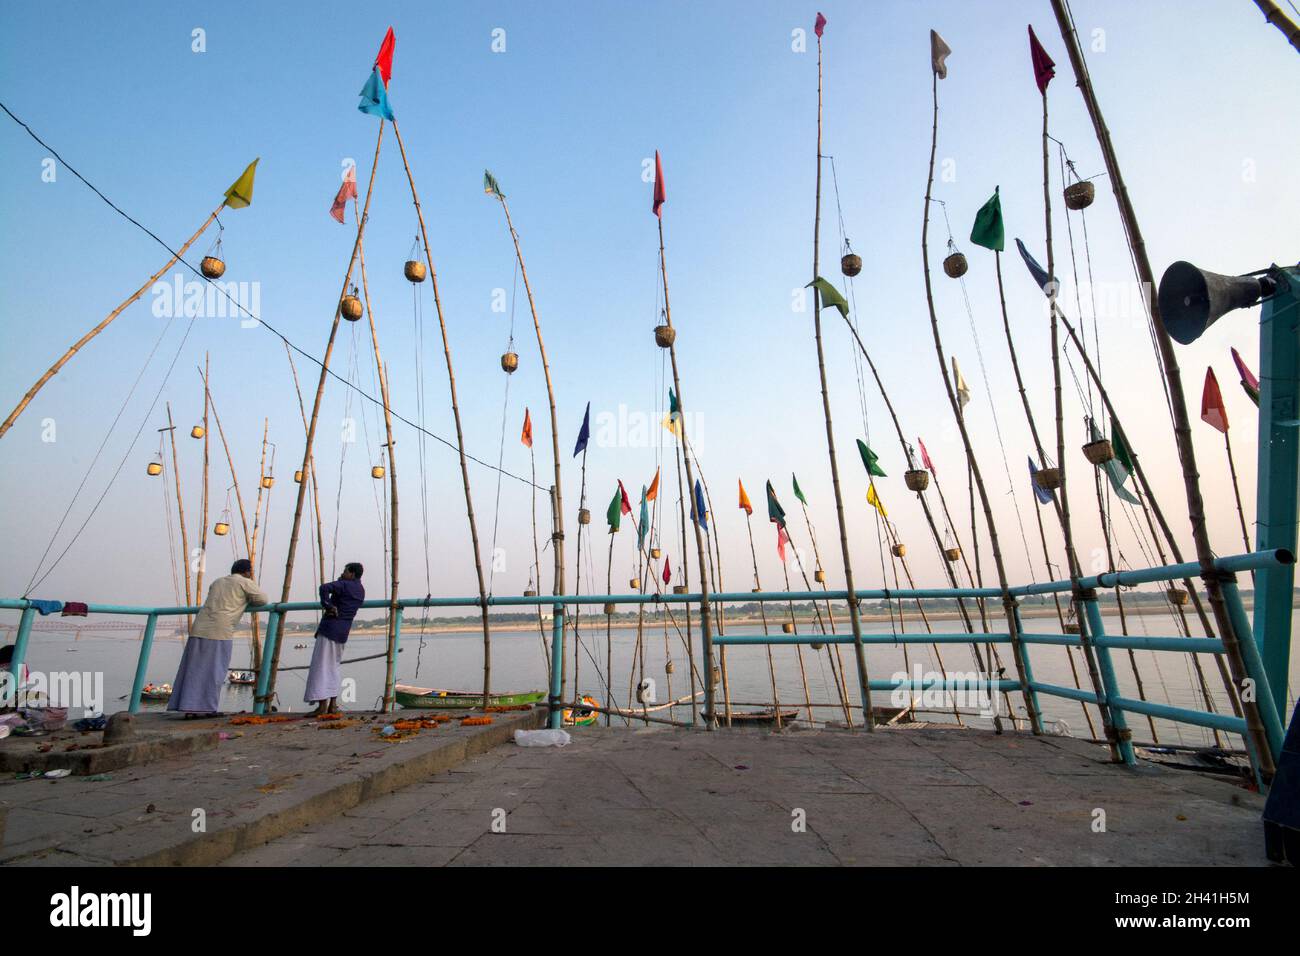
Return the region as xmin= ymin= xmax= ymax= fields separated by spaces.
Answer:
xmin=564 ymin=695 xmax=599 ymax=727
xmin=394 ymin=683 xmax=544 ymax=710
xmin=227 ymin=670 xmax=257 ymax=686
xmin=707 ymin=709 xmax=799 ymax=727
xmin=140 ymin=683 xmax=172 ymax=701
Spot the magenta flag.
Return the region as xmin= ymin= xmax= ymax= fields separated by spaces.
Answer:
xmin=814 ymin=13 xmax=827 ymax=38
xmin=1028 ymin=25 xmax=1055 ymax=94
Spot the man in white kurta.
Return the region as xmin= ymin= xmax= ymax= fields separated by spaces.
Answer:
xmin=168 ymin=559 xmax=267 ymax=715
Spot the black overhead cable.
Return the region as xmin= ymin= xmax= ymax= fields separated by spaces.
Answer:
xmin=0 ymin=100 xmax=544 ymax=492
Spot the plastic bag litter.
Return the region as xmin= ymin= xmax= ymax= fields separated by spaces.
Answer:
xmin=514 ymin=729 xmax=571 ymax=748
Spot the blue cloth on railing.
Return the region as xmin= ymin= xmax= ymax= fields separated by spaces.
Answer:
xmin=28 ymin=600 xmax=63 ymax=616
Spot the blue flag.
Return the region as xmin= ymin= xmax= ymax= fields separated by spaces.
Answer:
xmin=573 ymin=402 xmax=591 ymax=457
xmin=358 ymin=67 xmax=394 ymax=120
xmin=1015 ymin=238 xmax=1054 ymax=295
xmin=693 ymin=479 xmax=709 ymax=532
xmin=1028 ymin=457 xmax=1053 ymax=505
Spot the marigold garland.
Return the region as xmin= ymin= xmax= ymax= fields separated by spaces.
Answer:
xmin=460 ymin=716 xmax=494 ymax=726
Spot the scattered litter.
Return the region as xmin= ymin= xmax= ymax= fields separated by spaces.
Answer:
xmin=734 ymin=765 xmax=750 ymax=771
xmin=85 ymin=773 xmax=113 ymax=782
xmin=44 ymin=769 xmax=71 ymax=778
xmin=1018 ymin=800 xmax=1033 ymax=806
xmin=515 ymin=729 xmax=571 ymax=748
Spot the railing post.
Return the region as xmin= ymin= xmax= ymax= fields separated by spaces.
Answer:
xmin=254 ymin=609 xmax=281 ymax=716
xmin=1221 ymin=578 xmax=1284 ymax=761
xmin=128 ymin=613 xmax=159 ymax=714
xmin=548 ymin=602 xmax=565 ymax=730
xmin=1081 ymin=593 xmax=1136 ymax=765
xmin=384 ymin=606 xmax=404 ymax=713
xmin=5 ymin=604 xmax=34 ymax=709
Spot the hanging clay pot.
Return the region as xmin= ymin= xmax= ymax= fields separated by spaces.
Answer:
xmin=629 ymin=577 xmax=640 ymax=590
xmin=603 ymin=603 xmax=616 ymax=615
xmin=892 ymin=543 xmax=907 ymax=558
xmin=841 ymin=253 xmax=862 ymax=277
xmin=672 ymin=584 xmax=688 ymax=595
xmin=650 ymin=547 xmax=662 ymax=560
xmin=261 ymin=476 xmax=274 ymax=489
xmin=1064 ymin=180 xmax=1095 ymax=211
xmin=523 ymin=589 xmax=538 ymax=598
xmin=1063 ymin=622 xmax=1082 ymax=635
xmin=501 ymin=352 xmax=519 ymax=374
xmin=904 ymin=469 xmax=930 ymax=492
xmin=782 ymin=622 xmax=795 ymax=634
xmin=578 ymin=508 xmax=591 ymax=525
xmin=814 ymin=569 xmax=826 ymax=584
xmin=404 ymin=259 xmax=427 ymax=283
xmin=944 ymin=547 xmax=961 ymax=562
xmin=341 ymin=292 xmax=364 ymax=322
xmin=200 ymin=256 xmax=226 ymax=280
xmin=665 ymin=660 xmax=675 ymax=675
xmin=294 ymin=470 xmax=303 ymax=483
xmin=147 ymin=461 xmax=163 ymax=477
xmin=943 ymin=252 xmax=968 ymax=279
xmin=654 ymin=324 xmax=676 ymax=348
xmin=213 ymin=522 xmax=230 ymax=536
xmin=1166 ymin=586 xmax=1190 ymax=607
xmin=371 ymin=465 xmax=385 ymax=479
xmin=190 ymin=425 xmax=205 ymax=439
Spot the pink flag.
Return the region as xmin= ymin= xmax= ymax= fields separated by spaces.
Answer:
xmin=662 ymin=554 xmax=672 ymax=586
xmin=330 ymin=166 xmax=358 ymax=224
xmin=375 ymin=27 xmax=395 ymax=87
xmin=814 ymin=13 xmax=827 ymax=38
xmin=1028 ymin=25 xmax=1055 ymax=94
xmin=652 ymin=150 xmax=666 ymax=218
xmin=618 ymin=480 xmax=632 ymax=516
xmin=1201 ymin=367 xmax=1229 ymax=434
xmin=1231 ymin=347 xmax=1259 ymax=393
xmin=918 ymin=437 xmax=936 ymax=475
xmin=777 ymin=526 xmax=789 ymax=562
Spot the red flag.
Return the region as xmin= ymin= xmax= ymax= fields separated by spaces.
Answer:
xmin=662 ymin=554 xmax=672 ymax=586
xmin=1028 ymin=25 xmax=1055 ymax=94
xmin=329 ymin=165 xmax=358 ymax=224
xmin=618 ymin=480 xmax=632 ymax=515
xmin=918 ymin=437 xmax=936 ymax=475
xmin=375 ymin=27 xmax=395 ymax=87
xmin=1231 ymin=347 xmax=1260 ymax=393
xmin=521 ymin=408 xmax=533 ymax=448
xmin=777 ymin=526 xmax=789 ymax=562
xmin=1201 ymin=367 xmax=1229 ymax=434
xmin=652 ymin=150 xmax=666 ymax=218
xmin=814 ymin=12 xmax=827 ymax=38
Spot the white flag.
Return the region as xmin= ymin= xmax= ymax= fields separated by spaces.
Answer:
xmin=930 ymin=30 xmax=952 ymax=80
xmin=953 ymin=356 xmax=971 ymax=409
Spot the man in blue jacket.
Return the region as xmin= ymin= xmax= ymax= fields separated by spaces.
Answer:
xmin=304 ymin=562 xmax=365 ymax=716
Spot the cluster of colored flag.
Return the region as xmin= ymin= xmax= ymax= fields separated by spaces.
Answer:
xmin=358 ymin=28 xmax=395 ymax=121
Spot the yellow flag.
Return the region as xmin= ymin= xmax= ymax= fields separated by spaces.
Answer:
xmin=662 ymin=412 xmax=682 ymax=437
xmin=223 ymin=158 xmax=259 ymax=209
xmin=738 ymin=479 xmax=753 ymax=515
xmin=866 ymin=481 xmax=888 ymax=519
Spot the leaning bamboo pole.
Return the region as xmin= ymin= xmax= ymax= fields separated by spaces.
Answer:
xmin=1253 ymin=0 xmax=1300 ymax=52
xmin=1 ymin=203 xmax=225 ymax=440
xmin=810 ymin=27 xmax=874 ymax=729
xmin=203 ymin=368 xmax=261 ymax=670
xmin=355 ymin=223 xmax=400 ymax=711
xmin=605 ymin=526 xmax=615 ymax=727
xmin=194 ymin=353 xmax=211 ymax=606
xmin=1050 ymin=0 xmax=1271 ymax=773
xmin=669 ymin=429 xmax=699 ymax=722
xmin=264 ymin=123 xmax=384 ymax=708
xmin=920 ymin=69 xmax=1041 ymax=735
xmin=571 ymin=445 xmax=590 ymax=698
xmin=493 ymin=194 xmax=567 ymax=620
xmin=282 ymin=342 xmax=327 ymax=587
xmin=250 ymin=419 xmax=269 ymax=582
xmin=1036 ymin=72 xmax=1119 ymax=758
xmin=165 ymin=403 xmax=192 ymax=629
xmin=795 ymin=498 xmax=855 ymax=726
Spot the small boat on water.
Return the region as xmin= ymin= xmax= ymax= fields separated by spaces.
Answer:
xmin=140 ymin=682 xmax=172 ymax=701
xmin=564 ymin=695 xmax=599 ymax=727
xmin=706 ymin=709 xmax=799 ymax=727
xmin=227 ymin=670 xmax=257 ymax=686
xmin=394 ymin=684 xmax=545 ymax=710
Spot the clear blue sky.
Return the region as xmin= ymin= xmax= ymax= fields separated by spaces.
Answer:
xmin=1 ymin=1 xmax=1296 ymax=609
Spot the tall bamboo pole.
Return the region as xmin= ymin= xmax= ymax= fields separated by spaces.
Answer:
xmin=1253 ymin=0 xmax=1300 ymax=52
xmin=743 ymin=510 xmax=782 ymax=729
xmin=572 ymin=445 xmax=589 ymax=698
xmin=920 ymin=69 xmax=1040 ymax=735
xmin=655 ymin=215 xmax=714 ymax=723
xmin=810 ymin=27 xmax=875 ymax=729
xmin=164 ymin=404 xmax=192 ymax=630
xmin=250 ymin=419 xmax=269 ymax=584
xmin=669 ymin=430 xmax=699 ymax=722
xmin=494 ymin=194 xmax=567 ymax=619
xmin=605 ymin=528 xmax=615 ymax=727
xmin=355 ymin=221 xmax=400 ymax=711
xmin=283 ymin=342 xmax=327 ymax=586
xmin=265 ymin=123 xmax=384 ymax=708
xmin=1 ymin=203 xmax=225 ymax=440
xmin=203 ymin=368 xmax=260 ymax=669
xmin=1049 ymin=0 xmax=1271 ymax=773
xmin=1036 ymin=71 xmax=1119 ymax=758
xmin=796 ymin=499 xmax=855 ymax=727
xmin=527 ymin=421 xmax=550 ymax=682
xmin=195 ymin=353 xmax=211 ymax=605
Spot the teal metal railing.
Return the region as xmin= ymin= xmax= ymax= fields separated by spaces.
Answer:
xmin=1 ymin=548 xmax=1288 ymax=781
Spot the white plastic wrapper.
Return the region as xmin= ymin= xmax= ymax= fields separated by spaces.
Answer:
xmin=514 ymin=728 xmax=571 ymax=748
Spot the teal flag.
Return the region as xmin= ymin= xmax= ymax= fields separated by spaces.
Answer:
xmin=638 ymin=487 xmax=649 ymax=550
xmin=1091 ymin=419 xmax=1140 ymax=505
xmin=856 ymin=439 xmax=887 ymax=478
xmin=970 ymin=186 xmax=1005 ymax=252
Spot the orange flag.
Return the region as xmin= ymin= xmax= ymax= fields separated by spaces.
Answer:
xmin=646 ymin=467 xmax=660 ymax=501
xmin=738 ymin=479 xmax=753 ymax=515
xmin=1201 ymin=367 xmax=1228 ymax=434
xmin=521 ymin=408 xmax=533 ymax=447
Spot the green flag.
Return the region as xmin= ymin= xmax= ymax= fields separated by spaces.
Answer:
xmin=969 ymin=186 xmax=1005 ymax=252
xmin=637 ymin=487 xmax=649 ymax=549
xmin=792 ymin=473 xmax=807 ymax=506
xmin=765 ymin=480 xmax=786 ymax=529
xmin=1112 ymin=419 xmax=1135 ymax=474
xmin=856 ymin=439 xmax=887 ymax=477
xmin=223 ymin=158 xmax=259 ymax=209
xmin=483 ymin=169 xmax=505 ymax=199
xmin=806 ymin=276 xmax=849 ymax=318
xmin=606 ymin=487 xmax=622 ymax=532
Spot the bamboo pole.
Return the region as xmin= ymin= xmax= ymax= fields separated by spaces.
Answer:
xmin=283 ymin=341 xmax=326 ymax=586
xmin=796 ymin=500 xmax=855 ymax=726
xmin=495 ymin=196 xmax=567 ymax=622
xmin=811 ymin=29 xmax=874 ymax=730
xmin=1 ymin=203 xmax=225 ymax=440
xmin=780 ymin=558 xmax=816 ymax=725
xmin=1253 ymin=0 xmax=1300 ymax=52
xmin=355 ymin=221 xmax=400 ymax=711
xmin=920 ymin=70 xmax=1040 ymax=735
xmin=194 ymin=353 xmax=211 ymax=607
xmin=743 ymin=510 xmax=782 ymax=730
xmin=250 ymin=419 xmax=269 ymax=584
xmin=391 ymin=117 xmax=497 ymax=710
xmin=203 ymin=367 xmax=261 ymax=669
xmin=572 ymin=446 xmax=589 ymax=698
xmin=264 ymin=122 xmax=384 ymax=708
xmin=605 ymin=528 xmax=615 ymax=727
xmin=527 ymin=426 xmax=550 ymax=683
xmin=1049 ymin=0 xmax=1270 ymax=772
xmin=163 ymin=405 xmax=193 ymax=633
xmin=1223 ymin=428 xmax=1253 ymax=558
xmin=669 ymin=429 xmax=699 ymax=722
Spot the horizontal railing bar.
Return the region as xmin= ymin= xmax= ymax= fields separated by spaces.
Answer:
xmin=1030 ymin=681 xmax=1102 ymax=706
xmin=1009 ymin=548 xmax=1292 ymax=596
xmin=1020 ymin=633 xmax=1225 ymax=654
xmin=714 ymin=632 xmax=1011 ymax=646
xmin=1108 ymin=696 xmax=1247 ymax=735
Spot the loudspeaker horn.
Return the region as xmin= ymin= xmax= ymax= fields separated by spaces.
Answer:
xmin=1158 ymin=260 xmax=1274 ymax=345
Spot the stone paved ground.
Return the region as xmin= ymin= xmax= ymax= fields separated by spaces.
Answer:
xmin=223 ymin=724 xmax=1267 ymax=866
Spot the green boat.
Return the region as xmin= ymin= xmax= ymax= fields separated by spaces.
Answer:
xmin=394 ymin=684 xmax=545 ymax=710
